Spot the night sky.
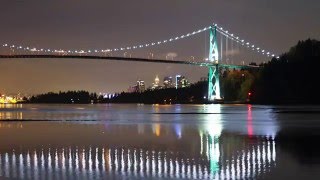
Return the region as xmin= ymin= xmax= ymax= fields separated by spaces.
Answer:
xmin=0 ymin=0 xmax=319 ymax=95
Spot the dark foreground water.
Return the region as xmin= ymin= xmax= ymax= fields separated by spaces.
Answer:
xmin=0 ymin=104 xmax=320 ymax=179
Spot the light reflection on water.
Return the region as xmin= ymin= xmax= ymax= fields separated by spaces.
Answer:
xmin=0 ymin=129 xmax=276 ymax=179
xmin=1 ymin=104 xmax=320 ymax=179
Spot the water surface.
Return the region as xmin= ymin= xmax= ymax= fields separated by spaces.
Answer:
xmin=1 ymin=104 xmax=320 ymax=179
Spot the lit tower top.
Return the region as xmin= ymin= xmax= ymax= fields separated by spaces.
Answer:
xmin=155 ymin=75 xmax=160 ymax=85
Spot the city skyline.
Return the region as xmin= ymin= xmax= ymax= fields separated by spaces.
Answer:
xmin=0 ymin=0 xmax=319 ymax=94
xmin=128 ymin=74 xmax=193 ymax=93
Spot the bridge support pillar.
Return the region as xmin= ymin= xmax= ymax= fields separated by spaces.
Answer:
xmin=208 ymin=64 xmax=221 ymax=102
xmin=207 ymin=24 xmax=222 ymax=102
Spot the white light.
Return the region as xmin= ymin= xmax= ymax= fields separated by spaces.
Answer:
xmin=252 ymin=45 xmax=255 ymax=48
xmin=169 ymin=39 xmax=173 ymax=41
xmin=175 ymin=37 xmax=179 ymax=40
xmin=246 ymin=42 xmax=250 ymax=45
xmin=262 ymin=50 xmax=265 ymax=53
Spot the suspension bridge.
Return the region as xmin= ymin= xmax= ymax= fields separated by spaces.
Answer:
xmin=0 ymin=23 xmax=278 ymax=102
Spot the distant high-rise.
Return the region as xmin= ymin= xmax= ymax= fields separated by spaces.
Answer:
xmin=155 ymin=75 xmax=160 ymax=86
xmin=176 ymin=75 xmax=190 ymax=89
xmin=163 ymin=76 xmax=174 ymax=88
xmin=150 ymin=75 xmax=162 ymax=90
xmin=128 ymin=85 xmax=137 ymax=93
xmin=128 ymin=79 xmax=145 ymax=93
xmin=136 ymin=80 xmax=145 ymax=92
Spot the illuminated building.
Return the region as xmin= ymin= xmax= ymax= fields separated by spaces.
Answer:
xmin=176 ymin=75 xmax=190 ymax=89
xmin=150 ymin=75 xmax=162 ymax=90
xmin=163 ymin=76 xmax=174 ymax=88
xmin=128 ymin=80 xmax=146 ymax=93
xmin=155 ymin=75 xmax=159 ymax=85
xmin=128 ymin=86 xmax=137 ymax=93
xmin=0 ymin=94 xmax=19 ymax=104
xmin=136 ymin=79 xmax=145 ymax=92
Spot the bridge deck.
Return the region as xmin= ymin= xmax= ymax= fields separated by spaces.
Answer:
xmin=0 ymin=54 xmax=257 ymax=69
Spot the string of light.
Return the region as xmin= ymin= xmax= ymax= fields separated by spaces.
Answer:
xmin=1 ymin=24 xmax=278 ymax=59
xmin=1 ymin=26 xmax=211 ymax=55
xmin=214 ymin=24 xmax=279 ymax=59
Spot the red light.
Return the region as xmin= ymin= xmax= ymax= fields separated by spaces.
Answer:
xmin=248 ymin=92 xmax=252 ymax=96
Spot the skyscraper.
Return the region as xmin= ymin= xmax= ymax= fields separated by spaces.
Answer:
xmin=163 ymin=76 xmax=174 ymax=88
xmin=150 ymin=75 xmax=162 ymax=90
xmin=136 ymin=80 xmax=145 ymax=92
xmin=176 ymin=75 xmax=190 ymax=89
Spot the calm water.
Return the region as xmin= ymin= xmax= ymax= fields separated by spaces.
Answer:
xmin=0 ymin=104 xmax=320 ymax=179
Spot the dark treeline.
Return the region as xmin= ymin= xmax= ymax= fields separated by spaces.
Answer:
xmin=221 ymin=69 xmax=258 ymax=102
xmin=251 ymin=39 xmax=320 ymax=104
xmin=27 ymin=39 xmax=320 ymax=104
xmin=105 ymin=81 xmax=207 ymax=104
xmin=109 ymin=39 xmax=320 ymax=104
xmin=28 ymin=91 xmax=103 ymax=104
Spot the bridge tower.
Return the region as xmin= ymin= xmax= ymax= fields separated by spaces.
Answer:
xmin=208 ymin=24 xmax=222 ymax=102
